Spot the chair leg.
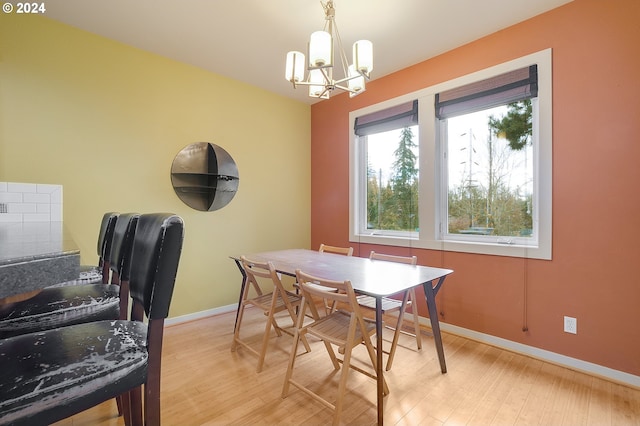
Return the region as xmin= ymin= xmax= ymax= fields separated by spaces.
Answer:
xmin=130 ymin=386 xmax=143 ymax=426
xmin=232 ymin=279 xmax=254 ymax=351
xmin=282 ymin=329 xmax=303 ymax=397
xmin=283 ymin=299 xmax=311 ymax=354
xmin=231 ymin=302 xmax=247 ymax=351
xmin=145 ymin=380 xmax=160 ymax=426
xmin=386 ymin=290 xmax=410 ymax=371
xmin=299 ymin=330 xmax=312 ymax=353
xmin=332 ymin=342 xmax=353 ymax=426
xmin=257 ymin=308 xmax=275 ymax=372
xmin=144 ymin=320 xmax=164 ymax=426
xmin=121 ymin=390 xmax=132 ymax=426
xmin=270 ymin=315 xmax=283 ymax=337
xmin=116 ymin=394 xmax=123 ymax=417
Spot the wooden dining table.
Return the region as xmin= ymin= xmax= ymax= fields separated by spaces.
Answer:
xmin=232 ymin=249 xmax=453 ymax=425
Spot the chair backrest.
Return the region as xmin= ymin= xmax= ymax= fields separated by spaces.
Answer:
xmin=96 ymin=212 xmax=119 ymax=263
xmin=295 ymin=269 xmax=360 ymax=319
xmin=240 ymin=256 xmax=282 ymax=296
xmin=369 ymin=251 xmax=417 ymax=265
xmin=319 ymin=243 xmax=354 ymax=256
xmin=109 ymin=213 xmax=140 ymax=281
xmin=128 ymin=213 xmax=184 ymax=321
xmin=107 ymin=213 xmax=140 ymax=319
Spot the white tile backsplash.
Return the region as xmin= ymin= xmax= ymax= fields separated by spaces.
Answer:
xmin=9 ymin=203 xmax=37 ymax=213
xmin=23 ymin=213 xmax=53 ymax=222
xmin=50 ymin=188 xmax=63 ymax=204
xmin=50 ymin=204 xmax=63 ymax=221
xmin=23 ymin=193 xmax=51 ymax=203
xmin=0 ymin=213 xmax=24 ymax=222
xmin=8 ymin=182 xmax=37 ymax=193
xmin=0 ymin=182 xmax=63 ymax=222
xmin=0 ymin=192 xmax=23 ymax=203
xmin=37 ymin=184 xmax=59 ymax=194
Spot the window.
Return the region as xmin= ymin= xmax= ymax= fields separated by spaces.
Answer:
xmin=438 ymin=65 xmax=537 ymax=245
xmin=354 ymin=101 xmax=419 ymax=236
xmin=350 ymin=49 xmax=552 ymax=259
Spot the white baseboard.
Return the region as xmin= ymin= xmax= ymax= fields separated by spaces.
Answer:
xmin=165 ymin=304 xmax=237 ymax=326
xmin=438 ymin=321 xmax=640 ymax=389
xmin=166 ymin=306 xmax=640 ymax=389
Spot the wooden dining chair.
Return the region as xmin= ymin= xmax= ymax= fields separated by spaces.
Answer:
xmin=232 ymin=256 xmax=311 ymax=373
xmin=319 ymin=243 xmax=354 ymax=256
xmin=107 ymin=213 xmax=141 ymax=320
xmin=0 ymin=213 xmax=184 ymax=426
xmin=356 ymin=251 xmax=422 ymax=371
xmin=312 ymin=243 xmax=354 ymax=315
xmin=0 ymin=213 xmax=139 ymax=339
xmin=282 ymin=269 xmax=388 ymax=426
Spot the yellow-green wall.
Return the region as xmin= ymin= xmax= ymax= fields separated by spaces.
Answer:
xmin=0 ymin=15 xmax=311 ymax=317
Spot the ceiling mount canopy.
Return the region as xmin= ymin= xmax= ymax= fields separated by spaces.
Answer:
xmin=285 ymin=0 xmax=373 ymax=99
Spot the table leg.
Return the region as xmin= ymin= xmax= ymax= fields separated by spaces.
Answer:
xmin=233 ymin=258 xmax=247 ymax=333
xmin=423 ymin=278 xmax=447 ymax=373
xmin=376 ymin=296 xmax=384 ymax=425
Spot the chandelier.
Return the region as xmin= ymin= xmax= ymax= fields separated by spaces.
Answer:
xmin=284 ymin=0 xmax=373 ymax=99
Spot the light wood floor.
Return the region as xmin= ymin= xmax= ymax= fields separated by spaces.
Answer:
xmin=54 ymin=308 xmax=640 ymax=425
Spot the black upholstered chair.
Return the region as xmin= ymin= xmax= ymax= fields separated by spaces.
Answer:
xmin=0 ymin=213 xmax=184 ymax=426
xmin=54 ymin=212 xmax=119 ymax=286
xmin=107 ymin=213 xmax=140 ymax=320
xmin=0 ymin=213 xmax=139 ymax=339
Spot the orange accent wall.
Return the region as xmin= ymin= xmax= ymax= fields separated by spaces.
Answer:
xmin=311 ymin=0 xmax=640 ymax=376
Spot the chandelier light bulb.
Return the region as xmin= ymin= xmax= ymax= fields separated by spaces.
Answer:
xmin=309 ymin=30 xmax=333 ymax=68
xmin=348 ymin=65 xmax=365 ymax=95
xmin=353 ymin=40 xmax=373 ymax=75
xmin=309 ymin=69 xmax=329 ymax=98
xmin=285 ymin=51 xmax=305 ymax=83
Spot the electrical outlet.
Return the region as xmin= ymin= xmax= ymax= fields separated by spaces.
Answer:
xmin=564 ymin=316 xmax=577 ymax=334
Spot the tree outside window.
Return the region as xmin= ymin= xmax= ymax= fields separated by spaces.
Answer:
xmin=446 ymin=100 xmax=533 ymax=238
xmin=366 ymin=125 xmax=419 ymax=233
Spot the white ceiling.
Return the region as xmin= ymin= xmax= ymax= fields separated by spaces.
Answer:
xmin=45 ymin=0 xmax=573 ymax=105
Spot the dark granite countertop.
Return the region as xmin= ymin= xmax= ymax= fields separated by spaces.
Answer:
xmin=0 ymin=222 xmax=80 ymax=299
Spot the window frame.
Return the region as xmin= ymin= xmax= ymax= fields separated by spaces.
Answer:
xmin=349 ymin=49 xmax=552 ymax=260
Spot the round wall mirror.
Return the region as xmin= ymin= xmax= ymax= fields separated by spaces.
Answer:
xmin=170 ymin=142 xmax=239 ymax=211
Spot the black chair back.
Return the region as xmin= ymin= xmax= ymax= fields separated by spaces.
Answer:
xmin=109 ymin=213 xmax=139 ymax=279
xmin=97 ymin=212 xmax=119 ymax=266
xmin=129 ymin=213 xmax=184 ymax=320
xmin=109 ymin=213 xmax=140 ymax=319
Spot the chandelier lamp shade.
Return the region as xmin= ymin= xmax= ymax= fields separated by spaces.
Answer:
xmin=285 ymin=0 xmax=373 ymax=99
